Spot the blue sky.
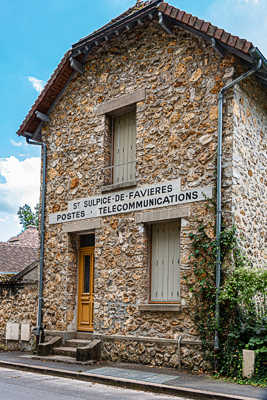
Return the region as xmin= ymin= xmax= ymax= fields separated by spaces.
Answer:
xmin=0 ymin=0 xmax=266 ymax=241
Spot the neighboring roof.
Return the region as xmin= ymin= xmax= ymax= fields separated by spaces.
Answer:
xmin=8 ymin=226 xmax=39 ymax=247
xmin=0 ymin=226 xmax=39 ymax=274
xmin=17 ymin=0 xmax=267 ymax=138
xmin=0 ymin=260 xmax=38 ymax=285
xmin=0 ymin=243 xmax=39 ymax=274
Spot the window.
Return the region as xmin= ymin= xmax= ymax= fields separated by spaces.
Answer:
xmin=80 ymin=234 xmax=95 ymax=248
xmin=112 ymin=110 xmax=136 ymax=185
xmin=150 ymin=221 xmax=180 ymax=303
xmin=98 ymin=89 xmax=145 ymax=190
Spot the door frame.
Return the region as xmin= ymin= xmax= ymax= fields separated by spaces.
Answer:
xmin=77 ymin=246 xmax=94 ymax=332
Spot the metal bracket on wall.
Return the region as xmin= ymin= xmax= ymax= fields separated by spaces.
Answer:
xmin=158 ymin=12 xmax=174 ymax=36
xmin=35 ymin=111 xmax=50 ymax=122
xmin=211 ymin=38 xmax=225 ymax=58
xmin=70 ymin=56 xmax=84 ymax=74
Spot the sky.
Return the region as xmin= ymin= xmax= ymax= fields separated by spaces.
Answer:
xmin=0 ymin=0 xmax=266 ymax=241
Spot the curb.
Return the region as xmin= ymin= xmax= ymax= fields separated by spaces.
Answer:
xmin=0 ymin=360 xmax=257 ymax=400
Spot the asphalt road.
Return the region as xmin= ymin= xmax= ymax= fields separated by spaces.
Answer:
xmin=0 ymin=367 xmax=191 ymax=400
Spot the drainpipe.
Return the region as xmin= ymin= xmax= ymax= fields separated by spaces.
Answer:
xmin=26 ymin=136 xmax=47 ymax=345
xmin=214 ymin=57 xmax=262 ymax=351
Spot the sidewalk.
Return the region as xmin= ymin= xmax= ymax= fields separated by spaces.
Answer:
xmin=0 ymin=351 xmax=266 ymax=400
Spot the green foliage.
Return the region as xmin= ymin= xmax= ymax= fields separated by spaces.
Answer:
xmin=188 ymin=222 xmax=267 ymax=385
xmin=17 ymin=203 xmax=39 ymax=231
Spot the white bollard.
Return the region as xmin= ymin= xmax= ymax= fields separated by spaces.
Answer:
xmin=242 ymin=349 xmax=255 ymax=378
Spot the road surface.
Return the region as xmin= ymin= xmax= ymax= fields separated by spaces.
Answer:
xmin=0 ymin=367 xmax=191 ymax=400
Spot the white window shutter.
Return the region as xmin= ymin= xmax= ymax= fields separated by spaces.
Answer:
xmin=151 ymin=222 xmax=180 ymax=302
xmin=113 ymin=111 xmax=136 ymax=183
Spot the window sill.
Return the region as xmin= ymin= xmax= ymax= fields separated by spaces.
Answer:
xmin=101 ymin=180 xmax=136 ymax=193
xmin=138 ymin=303 xmax=181 ymax=312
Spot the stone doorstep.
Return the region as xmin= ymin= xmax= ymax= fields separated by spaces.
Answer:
xmin=64 ymin=339 xmax=92 ymax=348
xmin=53 ymin=346 xmax=77 ymax=358
xmin=40 ymin=332 xmax=101 ymax=363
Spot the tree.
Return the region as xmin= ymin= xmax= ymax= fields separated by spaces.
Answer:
xmin=17 ymin=204 xmax=39 ymax=231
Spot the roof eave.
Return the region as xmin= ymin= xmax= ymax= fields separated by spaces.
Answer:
xmin=72 ymin=0 xmax=163 ymax=56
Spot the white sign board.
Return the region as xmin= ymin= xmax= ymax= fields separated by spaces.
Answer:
xmin=49 ymin=179 xmax=212 ymax=225
xmin=6 ymin=322 xmax=20 ymax=341
xmin=21 ymin=323 xmax=31 ymax=341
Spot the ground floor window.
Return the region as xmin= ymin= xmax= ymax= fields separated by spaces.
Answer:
xmin=150 ymin=221 xmax=180 ymax=302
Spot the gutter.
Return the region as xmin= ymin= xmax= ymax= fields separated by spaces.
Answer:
xmin=214 ymin=53 xmax=264 ymax=351
xmin=25 ymin=136 xmax=47 ymax=344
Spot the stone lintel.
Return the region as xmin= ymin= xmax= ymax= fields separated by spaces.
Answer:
xmin=96 ymin=89 xmax=146 ymax=115
xmin=135 ymin=205 xmax=190 ymax=224
xmin=138 ymin=304 xmax=181 ymax=312
xmin=62 ymin=218 xmax=101 ymax=233
xmin=101 ymin=180 xmax=136 ymax=193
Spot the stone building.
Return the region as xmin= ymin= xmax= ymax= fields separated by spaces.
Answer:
xmin=15 ymin=1 xmax=266 ymax=368
xmin=0 ymin=227 xmax=39 ymax=349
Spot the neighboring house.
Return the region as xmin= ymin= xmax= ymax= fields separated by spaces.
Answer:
xmin=0 ymin=226 xmax=39 ymax=275
xmin=11 ymin=0 xmax=267 ymax=368
xmin=0 ymin=227 xmax=39 ymax=348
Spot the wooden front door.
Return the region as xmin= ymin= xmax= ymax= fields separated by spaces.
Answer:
xmin=78 ymin=247 xmax=94 ymax=331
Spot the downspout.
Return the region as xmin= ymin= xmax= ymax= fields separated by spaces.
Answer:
xmin=26 ymin=136 xmax=47 ymax=345
xmin=214 ymin=57 xmax=262 ymax=351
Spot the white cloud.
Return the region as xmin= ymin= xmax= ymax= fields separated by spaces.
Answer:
xmin=241 ymin=0 xmax=259 ymax=3
xmin=206 ymin=0 xmax=267 ymax=55
xmin=10 ymin=139 xmax=23 ymax=147
xmin=28 ymin=76 xmax=45 ymax=94
xmin=0 ymin=156 xmax=41 ymax=241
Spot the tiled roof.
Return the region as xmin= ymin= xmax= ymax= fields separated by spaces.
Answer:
xmin=0 ymin=243 xmax=39 ymax=273
xmin=17 ymin=50 xmax=72 ymax=137
xmin=0 ymin=260 xmax=39 ymax=284
xmin=73 ymin=1 xmax=161 ymax=51
xmin=8 ymin=226 xmax=39 ymax=248
xmin=159 ymin=2 xmax=252 ymax=54
xmin=17 ymin=0 xmax=263 ymax=138
xmin=0 ymin=226 xmax=39 ymax=274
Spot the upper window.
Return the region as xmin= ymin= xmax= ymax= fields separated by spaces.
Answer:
xmin=112 ymin=110 xmax=136 ymax=185
xmin=98 ymin=90 xmax=145 ymax=191
xmin=150 ymin=221 xmax=180 ymax=303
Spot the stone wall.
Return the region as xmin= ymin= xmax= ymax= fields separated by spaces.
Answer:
xmin=99 ymin=335 xmax=208 ymax=372
xmin=232 ymin=75 xmax=267 ymax=269
xmin=0 ymin=282 xmax=38 ymax=349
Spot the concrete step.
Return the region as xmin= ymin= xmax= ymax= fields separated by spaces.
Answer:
xmin=75 ymin=332 xmax=94 ymax=340
xmin=65 ymin=339 xmax=90 ymax=348
xmin=53 ymin=346 xmax=77 ymax=358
